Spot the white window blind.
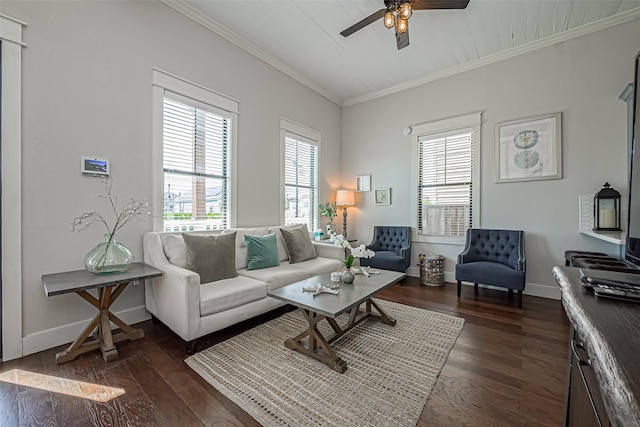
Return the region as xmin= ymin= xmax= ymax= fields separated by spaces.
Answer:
xmin=284 ymin=134 xmax=318 ymax=231
xmin=418 ymin=128 xmax=473 ymax=236
xmin=162 ymin=94 xmax=231 ymax=232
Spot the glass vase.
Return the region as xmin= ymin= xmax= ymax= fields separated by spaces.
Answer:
xmin=85 ymin=234 xmax=134 ymax=274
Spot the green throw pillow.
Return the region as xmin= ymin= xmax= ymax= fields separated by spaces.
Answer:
xmin=245 ymin=233 xmax=280 ymax=270
xmin=280 ymin=225 xmax=317 ymax=264
xmin=182 ymin=232 xmax=238 ymax=283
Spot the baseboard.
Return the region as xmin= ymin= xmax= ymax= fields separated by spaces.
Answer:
xmin=406 ymin=267 xmax=561 ymax=300
xmin=22 ymin=305 xmax=151 ymax=357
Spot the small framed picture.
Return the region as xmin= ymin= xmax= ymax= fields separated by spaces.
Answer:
xmin=374 ymin=188 xmax=391 ymax=205
xmin=356 ymin=175 xmax=371 ymax=192
xmin=81 ymin=157 xmax=110 ymax=176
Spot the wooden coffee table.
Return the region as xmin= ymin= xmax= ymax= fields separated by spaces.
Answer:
xmin=268 ymin=270 xmax=405 ymax=373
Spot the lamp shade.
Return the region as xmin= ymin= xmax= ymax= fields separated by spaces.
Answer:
xmin=400 ymin=2 xmax=412 ymax=19
xmin=336 ymin=190 xmax=355 ymax=207
xmin=383 ymin=11 xmax=395 ymax=28
xmin=396 ymin=17 xmax=409 ymax=33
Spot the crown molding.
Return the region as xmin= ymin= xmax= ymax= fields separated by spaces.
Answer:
xmin=343 ymin=7 xmax=640 ymax=107
xmin=159 ymin=0 xmax=342 ymax=106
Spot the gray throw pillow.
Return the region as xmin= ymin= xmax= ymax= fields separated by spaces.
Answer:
xmin=280 ymin=225 xmax=317 ymax=264
xmin=182 ymin=232 xmax=238 ymax=283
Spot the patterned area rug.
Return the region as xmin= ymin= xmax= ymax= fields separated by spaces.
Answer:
xmin=186 ymin=299 xmax=464 ymax=427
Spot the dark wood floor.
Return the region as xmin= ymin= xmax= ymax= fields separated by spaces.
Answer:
xmin=0 ymin=278 xmax=570 ymax=426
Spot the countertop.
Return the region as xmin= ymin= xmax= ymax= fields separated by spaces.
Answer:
xmin=552 ymin=266 xmax=640 ymax=427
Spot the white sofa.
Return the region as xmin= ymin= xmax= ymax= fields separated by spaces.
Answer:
xmin=142 ymin=226 xmax=344 ymax=352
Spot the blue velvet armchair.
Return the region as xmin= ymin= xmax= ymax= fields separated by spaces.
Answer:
xmin=359 ymin=226 xmax=411 ymax=272
xmin=455 ymin=228 xmax=526 ymax=308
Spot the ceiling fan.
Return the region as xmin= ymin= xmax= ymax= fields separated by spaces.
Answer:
xmin=340 ymin=0 xmax=470 ymax=50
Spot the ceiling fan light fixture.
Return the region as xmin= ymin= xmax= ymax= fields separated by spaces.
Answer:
xmin=399 ymin=2 xmax=412 ymax=20
xmin=396 ymin=17 xmax=409 ymax=33
xmin=383 ymin=11 xmax=395 ymax=28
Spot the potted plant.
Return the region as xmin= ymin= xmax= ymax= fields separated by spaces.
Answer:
xmin=319 ymin=201 xmax=337 ymax=237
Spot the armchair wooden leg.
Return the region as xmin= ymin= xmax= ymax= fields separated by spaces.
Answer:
xmin=517 ymin=290 xmax=523 ymax=309
xmin=474 ymin=283 xmax=478 ymax=295
xmin=508 ymin=289 xmax=513 ymax=299
xmin=457 ymin=281 xmax=461 ymax=297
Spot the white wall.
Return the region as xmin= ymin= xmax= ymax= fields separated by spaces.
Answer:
xmin=2 ymin=0 xmax=342 ymax=357
xmin=342 ymin=20 xmax=640 ymax=298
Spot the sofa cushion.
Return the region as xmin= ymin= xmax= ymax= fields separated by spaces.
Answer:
xmin=222 ymin=227 xmax=269 ymax=270
xmin=281 ymin=225 xmax=317 ymax=264
xmin=245 ymin=233 xmax=280 ymax=270
xmin=360 ymin=251 xmax=406 ymax=272
xmin=269 ymin=225 xmax=302 ymax=262
xmin=293 ymin=256 xmax=343 ymax=276
xmin=161 ymin=233 xmax=188 ymax=269
xmin=238 ymin=263 xmax=311 ymax=292
xmin=455 ymin=261 xmax=526 ymax=291
xmin=200 ymin=275 xmax=267 ymax=316
xmin=183 ymin=232 xmax=238 ymax=283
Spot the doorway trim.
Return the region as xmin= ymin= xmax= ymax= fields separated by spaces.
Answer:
xmin=1 ymin=14 xmax=25 ymax=361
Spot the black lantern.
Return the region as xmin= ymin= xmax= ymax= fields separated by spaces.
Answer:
xmin=593 ymin=182 xmax=622 ymax=232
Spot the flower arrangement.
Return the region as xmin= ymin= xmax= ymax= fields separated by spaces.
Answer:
xmin=334 ymin=234 xmax=375 ymax=270
xmin=71 ymin=178 xmax=152 ymax=240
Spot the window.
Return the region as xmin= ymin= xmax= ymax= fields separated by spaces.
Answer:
xmin=418 ymin=129 xmax=473 ymax=236
xmin=281 ymin=119 xmax=321 ymax=231
xmin=152 ymin=69 xmax=238 ymax=232
xmin=413 ymin=113 xmax=481 ymax=242
xmin=162 ymin=94 xmax=231 ymax=231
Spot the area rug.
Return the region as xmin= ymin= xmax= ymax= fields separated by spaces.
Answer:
xmin=186 ymin=299 xmax=464 ymax=427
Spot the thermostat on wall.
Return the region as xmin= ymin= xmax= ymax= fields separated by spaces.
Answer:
xmin=81 ymin=157 xmax=110 ymax=176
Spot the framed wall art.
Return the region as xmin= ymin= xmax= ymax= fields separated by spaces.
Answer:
xmin=356 ymin=175 xmax=371 ymax=192
xmin=495 ymin=112 xmax=562 ymax=183
xmin=374 ymin=188 xmax=391 ymax=205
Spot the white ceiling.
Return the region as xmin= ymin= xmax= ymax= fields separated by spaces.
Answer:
xmin=165 ymin=0 xmax=640 ymax=105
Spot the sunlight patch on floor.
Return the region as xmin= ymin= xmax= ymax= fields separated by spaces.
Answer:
xmin=0 ymin=369 xmax=125 ymax=402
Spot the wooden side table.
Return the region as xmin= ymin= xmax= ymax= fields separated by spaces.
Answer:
xmin=42 ymin=262 xmax=162 ymax=364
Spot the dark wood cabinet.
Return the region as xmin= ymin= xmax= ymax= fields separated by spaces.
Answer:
xmin=566 ymin=328 xmax=610 ymax=427
xmin=554 ymin=267 xmax=640 ymax=427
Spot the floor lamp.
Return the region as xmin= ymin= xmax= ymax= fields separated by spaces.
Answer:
xmin=336 ymin=190 xmax=355 ymax=239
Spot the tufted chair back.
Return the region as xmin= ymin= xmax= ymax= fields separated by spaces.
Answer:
xmin=368 ymin=226 xmax=411 ymax=255
xmin=458 ymin=229 xmax=525 ymax=272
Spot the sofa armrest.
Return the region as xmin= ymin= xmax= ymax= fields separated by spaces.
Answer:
xmin=143 ymin=232 xmax=201 ymax=341
xmin=312 ymin=241 xmax=345 ymax=261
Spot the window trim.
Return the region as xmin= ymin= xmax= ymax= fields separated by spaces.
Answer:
xmin=412 ymin=112 xmax=482 ymax=245
xmin=152 ymin=69 xmax=238 ymax=231
xmin=280 ymin=118 xmax=321 ymax=228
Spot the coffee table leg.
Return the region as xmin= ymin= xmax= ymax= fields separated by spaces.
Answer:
xmin=284 ymin=310 xmax=347 ymax=373
xmin=367 ymin=298 xmax=397 ymax=326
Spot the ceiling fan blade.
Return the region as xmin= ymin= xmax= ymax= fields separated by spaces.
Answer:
xmin=340 ymin=8 xmax=387 ymax=37
xmin=396 ymin=29 xmax=409 ymax=50
xmin=412 ymin=0 xmax=470 ymax=10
